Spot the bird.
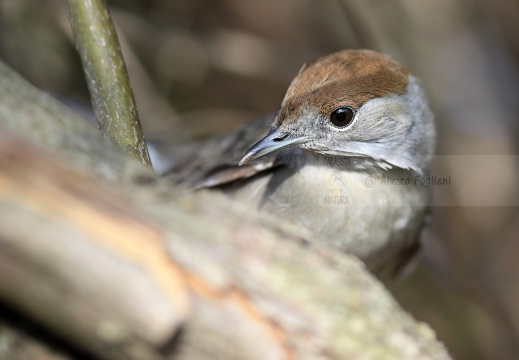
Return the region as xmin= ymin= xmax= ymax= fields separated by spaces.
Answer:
xmin=168 ymin=50 xmax=435 ymax=276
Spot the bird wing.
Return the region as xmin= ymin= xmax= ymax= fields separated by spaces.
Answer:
xmin=389 ymin=206 xmax=432 ymax=278
xmin=166 ymin=115 xmax=280 ymax=189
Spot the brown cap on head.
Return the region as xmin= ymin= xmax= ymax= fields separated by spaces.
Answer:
xmin=276 ymin=50 xmax=410 ymax=126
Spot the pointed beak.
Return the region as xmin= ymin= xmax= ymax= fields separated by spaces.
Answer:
xmin=239 ymin=127 xmax=308 ymax=166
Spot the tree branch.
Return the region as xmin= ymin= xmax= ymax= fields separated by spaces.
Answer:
xmin=65 ymin=0 xmax=151 ymax=165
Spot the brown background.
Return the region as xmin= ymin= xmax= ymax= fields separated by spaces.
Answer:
xmin=1 ymin=0 xmax=519 ymax=359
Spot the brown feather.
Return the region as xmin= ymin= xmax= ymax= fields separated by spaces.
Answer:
xmin=276 ymin=50 xmax=409 ymax=125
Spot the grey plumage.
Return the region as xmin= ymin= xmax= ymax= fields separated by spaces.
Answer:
xmin=166 ymin=50 xmax=436 ymax=275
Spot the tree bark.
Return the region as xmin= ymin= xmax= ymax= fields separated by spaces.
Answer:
xmin=0 ymin=60 xmax=451 ymax=360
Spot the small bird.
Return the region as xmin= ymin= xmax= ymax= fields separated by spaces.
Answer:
xmin=170 ymin=50 xmax=435 ymax=275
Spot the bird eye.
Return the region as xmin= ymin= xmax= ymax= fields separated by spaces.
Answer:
xmin=330 ymin=107 xmax=355 ymax=127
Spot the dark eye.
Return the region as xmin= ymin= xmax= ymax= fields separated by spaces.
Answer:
xmin=330 ymin=107 xmax=355 ymax=127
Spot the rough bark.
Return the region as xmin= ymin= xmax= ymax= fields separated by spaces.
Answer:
xmin=0 ymin=60 xmax=451 ymax=359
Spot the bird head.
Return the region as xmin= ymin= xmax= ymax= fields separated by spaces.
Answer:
xmin=239 ymin=50 xmax=435 ymax=174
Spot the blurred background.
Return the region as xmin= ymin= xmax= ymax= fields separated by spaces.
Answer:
xmin=1 ymin=0 xmax=519 ymax=359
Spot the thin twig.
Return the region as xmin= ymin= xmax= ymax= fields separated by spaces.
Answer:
xmin=66 ymin=0 xmax=151 ymax=165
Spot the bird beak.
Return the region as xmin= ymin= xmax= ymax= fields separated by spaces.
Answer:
xmin=239 ymin=127 xmax=308 ymax=165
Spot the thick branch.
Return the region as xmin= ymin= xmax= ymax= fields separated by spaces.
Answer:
xmin=66 ymin=0 xmax=151 ymax=165
xmin=0 ymin=134 xmax=188 ymax=360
